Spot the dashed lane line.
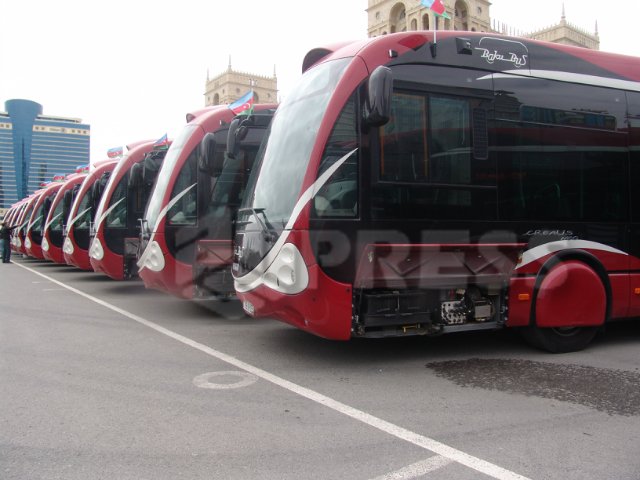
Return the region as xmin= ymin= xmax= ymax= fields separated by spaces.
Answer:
xmin=14 ymin=261 xmax=532 ymax=480
xmin=370 ymin=455 xmax=454 ymax=480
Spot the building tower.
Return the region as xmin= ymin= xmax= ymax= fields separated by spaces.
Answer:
xmin=367 ymin=0 xmax=491 ymax=37
xmin=367 ymin=1 xmax=599 ymax=51
xmin=204 ymin=58 xmax=278 ymax=107
xmin=521 ymin=5 xmax=599 ymax=49
xmin=0 ymin=99 xmax=90 ymax=210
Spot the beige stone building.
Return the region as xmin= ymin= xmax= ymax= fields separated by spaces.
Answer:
xmin=204 ymin=60 xmax=278 ymax=107
xmin=367 ymin=0 xmax=491 ymax=37
xmin=367 ymin=0 xmax=599 ymax=50
xmin=523 ymin=6 xmax=599 ymax=49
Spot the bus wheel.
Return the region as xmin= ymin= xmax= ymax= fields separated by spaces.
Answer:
xmin=521 ymin=325 xmax=598 ymax=353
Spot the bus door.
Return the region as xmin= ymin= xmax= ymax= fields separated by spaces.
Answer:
xmin=195 ymin=113 xmax=273 ymax=298
xmin=157 ymin=129 xmax=215 ymax=295
xmin=348 ymin=65 xmax=506 ymax=336
xmin=125 ymin=148 xmax=168 ymax=277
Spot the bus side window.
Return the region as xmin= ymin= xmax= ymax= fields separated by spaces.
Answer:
xmin=168 ymin=148 xmax=198 ymax=225
xmin=495 ymin=76 xmax=628 ymax=222
xmin=628 ymin=92 xmax=640 ymax=222
xmin=379 ymin=93 xmax=428 ymax=183
xmin=371 ymin=88 xmax=495 ymax=221
xmin=313 ymin=94 xmax=358 ymax=218
xmin=106 ymin=178 xmax=127 ymax=227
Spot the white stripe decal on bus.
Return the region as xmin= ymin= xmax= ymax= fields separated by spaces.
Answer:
xmin=94 ymin=197 xmax=125 ymax=234
xmin=67 ymin=207 xmax=92 ymax=230
xmin=137 ymin=182 xmax=197 ymax=271
xmin=44 ymin=212 xmax=63 ymax=233
xmin=517 ymin=239 xmax=627 ymax=270
xmin=482 ymin=70 xmax=640 ymax=92
xmin=234 ymin=148 xmax=358 ymax=292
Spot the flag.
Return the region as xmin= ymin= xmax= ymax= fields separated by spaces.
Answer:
xmin=107 ymin=146 xmax=123 ymax=158
xmin=229 ymin=90 xmax=254 ymax=115
xmin=52 ymin=174 xmax=66 ymax=182
xmin=76 ymin=164 xmax=90 ymax=173
xmin=421 ymin=0 xmax=450 ymax=19
xmin=154 ymin=133 xmax=169 ymax=148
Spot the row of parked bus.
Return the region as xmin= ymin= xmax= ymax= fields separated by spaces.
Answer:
xmin=4 ymin=102 xmax=276 ymax=292
xmin=5 ymin=31 xmax=640 ymax=353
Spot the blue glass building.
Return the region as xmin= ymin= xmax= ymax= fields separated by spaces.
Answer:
xmin=0 ymin=99 xmax=90 ymax=211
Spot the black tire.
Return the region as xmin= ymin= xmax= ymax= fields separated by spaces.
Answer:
xmin=520 ymin=325 xmax=598 ymax=353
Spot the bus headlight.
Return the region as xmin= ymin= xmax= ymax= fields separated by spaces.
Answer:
xmin=24 ymin=237 xmax=31 ymax=249
xmin=42 ymin=237 xmax=49 ymax=252
xmin=139 ymin=241 xmax=165 ymax=272
xmin=262 ymin=243 xmax=309 ymax=294
xmin=63 ymin=237 xmax=74 ymax=255
xmin=89 ymin=238 xmax=104 ymax=260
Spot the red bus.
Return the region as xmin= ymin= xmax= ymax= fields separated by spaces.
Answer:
xmin=89 ymin=140 xmax=169 ymax=279
xmin=64 ymin=159 xmax=118 ymax=270
xmin=12 ymin=191 xmax=44 ymax=257
xmin=137 ymin=104 xmax=276 ymax=299
xmin=42 ymin=169 xmax=89 ymax=264
xmin=3 ymin=201 xmax=23 ymax=229
xmin=6 ymin=199 xmax=28 ymax=253
xmin=232 ymin=32 xmax=640 ymax=352
xmin=24 ymin=179 xmax=65 ymax=259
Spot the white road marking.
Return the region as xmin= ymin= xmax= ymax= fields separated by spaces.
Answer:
xmin=193 ymin=371 xmax=258 ymax=390
xmin=370 ymin=456 xmax=454 ymax=480
xmin=14 ymin=261 xmax=531 ymax=480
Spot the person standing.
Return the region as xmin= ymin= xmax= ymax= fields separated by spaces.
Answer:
xmin=0 ymin=221 xmax=17 ymax=263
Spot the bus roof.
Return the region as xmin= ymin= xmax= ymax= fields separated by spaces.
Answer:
xmin=310 ymin=32 xmax=640 ymax=87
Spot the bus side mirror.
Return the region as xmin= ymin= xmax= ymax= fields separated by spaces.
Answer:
xmin=199 ymin=132 xmax=223 ymax=176
xmin=93 ymin=174 xmax=108 ymax=207
xmin=129 ymin=162 xmax=143 ymax=190
xmin=43 ymin=197 xmax=53 ymax=219
xmin=364 ymin=66 xmax=393 ymax=127
xmin=63 ymin=190 xmax=72 ymax=218
xmin=226 ymin=118 xmax=242 ymax=160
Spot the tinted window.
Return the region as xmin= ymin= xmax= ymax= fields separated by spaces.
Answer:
xmin=74 ymin=190 xmax=92 ymax=229
xmin=494 ymin=76 xmax=628 ymax=222
xmin=106 ymin=177 xmax=127 ymax=227
xmin=313 ymin=94 xmax=358 ymax=218
xmin=50 ymin=198 xmax=65 ymax=232
xmin=372 ymin=89 xmax=495 ymax=221
xmin=628 ymin=92 xmax=640 ymax=221
xmin=167 ymin=148 xmax=197 ymax=225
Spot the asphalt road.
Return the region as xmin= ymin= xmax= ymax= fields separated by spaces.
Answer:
xmin=1 ymin=257 xmax=639 ymax=480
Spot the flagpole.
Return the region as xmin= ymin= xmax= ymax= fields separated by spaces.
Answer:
xmin=431 ymin=14 xmax=439 ymax=57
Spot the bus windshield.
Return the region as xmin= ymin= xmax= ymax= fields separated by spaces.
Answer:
xmin=30 ymin=203 xmax=45 ymax=232
xmin=240 ymin=57 xmax=351 ymax=229
xmin=94 ymin=153 xmax=132 ymax=225
xmin=49 ymin=197 xmax=65 ymax=232
xmin=145 ymin=124 xmax=200 ymax=231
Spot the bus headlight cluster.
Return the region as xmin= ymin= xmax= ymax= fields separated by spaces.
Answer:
xmin=63 ymin=237 xmax=74 ymax=255
xmin=139 ymin=241 xmax=165 ymax=272
xmin=262 ymin=243 xmax=309 ymax=294
xmin=89 ymin=238 xmax=104 ymax=260
xmin=24 ymin=237 xmax=31 ymax=249
xmin=42 ymin=237 xmax=49 ymax=252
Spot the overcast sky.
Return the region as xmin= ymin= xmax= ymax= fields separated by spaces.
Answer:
xmin=1 ymin=0 xmax=638 ymax=164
